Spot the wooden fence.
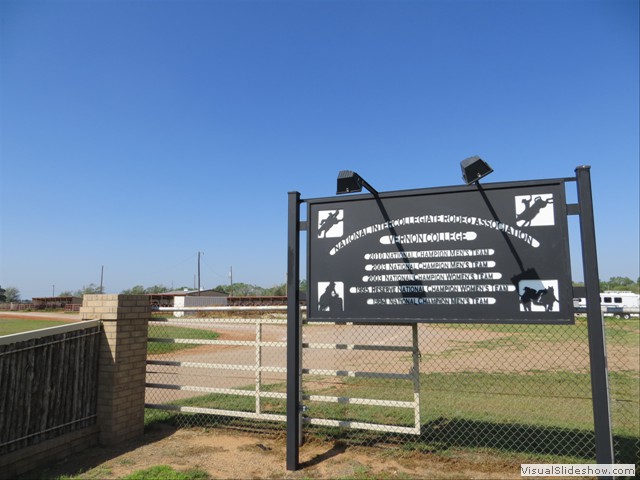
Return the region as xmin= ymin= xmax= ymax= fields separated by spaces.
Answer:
xmin=0 ymin=321 xmax=101 ymax=456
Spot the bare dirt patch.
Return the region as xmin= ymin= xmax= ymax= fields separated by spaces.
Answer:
xmin=30 ymin=424 xmax=531 ymax=479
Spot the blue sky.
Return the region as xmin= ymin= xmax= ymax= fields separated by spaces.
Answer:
xmin=1 ymin=0 xmax=638 ymax=300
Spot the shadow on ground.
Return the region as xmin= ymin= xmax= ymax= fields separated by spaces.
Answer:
xmin=306 ymin=416 xmax=638 ymax=465
xmin=21 ymin=414 xmax=639 ymax=478
xmin=162 ymin=413 xmax=640 ymax=465
xmin=17 ymin=423 xmax=178 ymax=480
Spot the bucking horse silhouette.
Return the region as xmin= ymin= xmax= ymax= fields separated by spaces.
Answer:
xmin=516 ymin=195 xmax=553 ymax=227
xmin=318 ymin=210 xmax=340 ymax=238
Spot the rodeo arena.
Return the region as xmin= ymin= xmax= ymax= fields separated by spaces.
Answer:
xmin=0 ymin=164 xmax=638 ymax=479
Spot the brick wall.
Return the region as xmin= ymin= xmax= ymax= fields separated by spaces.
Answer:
xmin=0 ymin=295 xmax=150 ymax=478
xmin=81 ymin=294 xmax=150 ymax=446
xmin=0 ymin=426 xmax=99 ymax=479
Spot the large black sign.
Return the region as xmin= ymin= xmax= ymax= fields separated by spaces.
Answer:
xmin=307 ymin=179 xmax=573 ymax=323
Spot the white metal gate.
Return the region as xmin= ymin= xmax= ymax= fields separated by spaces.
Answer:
xmin=145 ymin=307 xmax=421 ymax=435
xmin=146 ymin=307 xmax=288 ymax=422
xmin=301 ymin=322 xmax=421 ymax=435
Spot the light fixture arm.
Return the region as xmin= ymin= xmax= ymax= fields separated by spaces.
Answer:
xmin=336 ymin=170 xmax=378 ymax=195
xmin=359 ymin=177 xmax=378 ymax=196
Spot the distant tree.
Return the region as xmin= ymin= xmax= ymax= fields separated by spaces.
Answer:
xmin=145 ymin=284 xmax=169 ymax=294
xmin=236 ymin=283 xmax=264 ymax=296
xmin=600 ymin=276 xmax=639 ymax=294
xmin=211 ymin=281 xmax=306 ymax=297
xmin=212 ymin=284 xmax=230 ymax=294
xmin=120 ymin=284 xmax=169 ymax=295
xmin=58 ymin=290 xmax=74 ymax=297
xmin=2 ymin=286 xmax=21 ymax=302
xmin=75 ymin=283 xmax=104 ymax=297
xmin=265 ymin=283 xmax=286 ymax=296
xmin=213 ymin=283 xmax=265 ymax=296
xmin=121 ymin=285 xmax=146 ymax=295
xmin=609 ymin=276 xmax=634 ymax=287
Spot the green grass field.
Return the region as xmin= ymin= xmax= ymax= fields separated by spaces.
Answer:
xmin=147 ymin=370 xmax=637 ymax=435
xmin=0 ymin=318 xmax=69 ymax=336
xmin=4 ymin=316 xmax=637 ymax=464
xmin=147 ymin=324 xmax=219 ymax=354
xmin=145 ymin=368 xmax=638 ymax=463
xmin=1 ymin=318 xmax=219 ymax=355
xmin=145 ymin=317 xmax=638 ymax=464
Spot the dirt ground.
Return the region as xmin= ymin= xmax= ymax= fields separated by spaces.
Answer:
xmin=5 ymin=310 xmax=622 ymax=479
xmin=28 ymin=423 xmax=531 ymax=480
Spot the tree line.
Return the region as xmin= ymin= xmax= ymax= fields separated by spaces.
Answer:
xmin=573 ymin=276 xmax=640 ymax=294
xmin=118 ymin=283 xmax=290 ymax=296
xmin=0 ymin=277 xmax=635 ymax=303
xmin=121 ymin=281 xmax=307 ymax=297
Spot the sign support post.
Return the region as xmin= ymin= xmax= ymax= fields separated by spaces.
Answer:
xmin=286 ymin=167 xmax=615 ymax=472
xmin=575 ymin=166 xmax=614 ymax=468
xmin=286 ymin=191 xmax=301 ymax=471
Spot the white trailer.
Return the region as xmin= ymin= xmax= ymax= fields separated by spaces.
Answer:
xmin=574 ymin=291 xmax=640 ymax=319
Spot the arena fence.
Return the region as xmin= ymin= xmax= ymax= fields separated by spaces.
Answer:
xmin=146 ymin=307 xmax=421 ymax=435
xmin=145 ymin=307 xmax=638 ymax=468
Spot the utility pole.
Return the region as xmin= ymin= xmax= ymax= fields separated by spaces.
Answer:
xmin=100 ymin=266 xmax=104 ymax=294
xmin=197 ymin=251 xmax=204 ymax=295
xmin=229 ymin=266 xmax=233 ymax=296
xmin=52 ymin=285 xmax=55 ymax=297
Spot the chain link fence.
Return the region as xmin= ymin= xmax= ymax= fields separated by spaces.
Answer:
xmin=145 ymin=311 xmax=288 ymax=429
xmin=145 ymin=311 xmax=639 ymax=467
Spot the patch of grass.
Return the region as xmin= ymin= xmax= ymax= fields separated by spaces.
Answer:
xmin=54 ymin=466 xmax=114 ymax=479
xmin=145 ymin=370 xmax=638 ymax=463
xmin=122 ymin=465 xmax=209 ymax=480
xmin=145 ymin=408 xmax=179 ymax=427
xmin=0 ymin=319 xmax=219 ymax=355
xmin=0 ymin=318 xmax=69 ymax=336
xmin=147 ymin=324 xmax=219 ymax=355
xmin=343 ymin=464 xmax=375 ymax=479
xmin=179 ymin=382 xmax=286 ymax=414
xmin=436 ymin=316 xmax=640 ymax=349
xmin=302 ymin=371 xmax=598 ymax=432
xmin=150 ymin=370 xmax=638 ymax=438
xmin=430 ymin=336 xmax=529 ymax=358
xmin=338 ymin=465 xmax=414 ymax=480
xmin=605 ymin=317 xmax=640 ymax=348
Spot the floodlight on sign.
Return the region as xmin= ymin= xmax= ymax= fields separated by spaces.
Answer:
xmin=461 ymin=156 xmax=494 ymax=184
xmin=336 ymin=170 xmax=378 ymax=195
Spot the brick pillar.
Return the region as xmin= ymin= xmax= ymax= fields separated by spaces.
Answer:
xmin=80 ymin=294 xmax=150 ymax=446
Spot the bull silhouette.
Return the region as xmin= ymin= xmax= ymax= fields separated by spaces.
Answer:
xmin=516 ymin=195 xmax=553 ymax=227
xmin=520 ymin=285 xmax=558 ymax=312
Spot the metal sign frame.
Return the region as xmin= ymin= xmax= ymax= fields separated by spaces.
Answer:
xmin=286 ymin=166 xmax=613 ymax=472
xmin=306 ymin=178 xmax=573 ymax=325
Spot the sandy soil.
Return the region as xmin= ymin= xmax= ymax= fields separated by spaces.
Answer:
xmin=29 ymin=423 xmax=531 ymax=480
xmin=7 ymin=310 xmax=630 ymax=479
